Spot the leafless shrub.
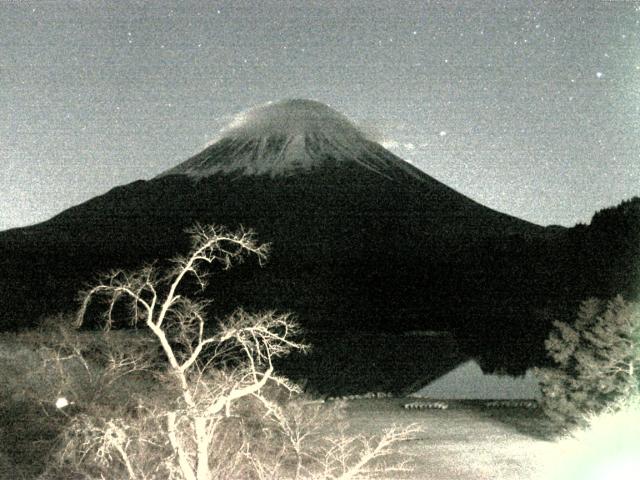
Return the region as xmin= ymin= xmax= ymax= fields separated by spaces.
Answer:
xmin=311 ymin=423 xmax=421 ymax=480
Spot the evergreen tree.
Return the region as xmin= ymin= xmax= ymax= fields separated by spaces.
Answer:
xmin=536 ymin=295 xmax=640 ymax=427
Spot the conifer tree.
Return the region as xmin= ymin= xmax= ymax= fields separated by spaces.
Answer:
xmin=536 ymin=295 xmax=640 ymax=427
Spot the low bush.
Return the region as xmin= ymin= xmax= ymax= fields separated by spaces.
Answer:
xmin=0 ymin=317 xmax=166 ymax=477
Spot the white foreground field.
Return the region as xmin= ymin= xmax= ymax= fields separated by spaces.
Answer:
xmin=340 ymin=398 xmax=554 ymax=480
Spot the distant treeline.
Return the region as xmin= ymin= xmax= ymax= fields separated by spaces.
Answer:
xmin=461 ymin=196 xmax=640 ymax=372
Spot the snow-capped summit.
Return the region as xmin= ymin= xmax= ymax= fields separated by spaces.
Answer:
xmin=222 ymin=99 xmax=364 ymax=140
xmin=160 ymin=99 xmax=421 ymax=180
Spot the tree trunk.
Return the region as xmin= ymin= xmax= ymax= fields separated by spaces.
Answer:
xmin=195 ymin=416 xmax=211 ymax=480
xmin=167 ymin=412 xmax=196 ymax=480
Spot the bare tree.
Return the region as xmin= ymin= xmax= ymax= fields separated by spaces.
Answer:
xmin=76 ymin=224 xmax=307 ymax=480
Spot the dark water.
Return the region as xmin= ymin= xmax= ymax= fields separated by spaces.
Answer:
xmin=275 ymin=331 xmax=469 ymax=396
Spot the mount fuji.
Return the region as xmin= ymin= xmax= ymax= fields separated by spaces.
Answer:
xmin=162 ymin=99 xmax=431 ymax=181
xmin=5 ymin=98 xmax=632 ymax=385
xmin=159 ymin=99 xmax=539 ymax=236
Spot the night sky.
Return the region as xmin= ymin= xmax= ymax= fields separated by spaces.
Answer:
xmin=2 ymin=0 xmax=638 ymax=231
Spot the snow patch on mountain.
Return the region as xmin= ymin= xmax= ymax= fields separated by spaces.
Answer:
xmin=160 ymin=99 xmax=425 ymax=180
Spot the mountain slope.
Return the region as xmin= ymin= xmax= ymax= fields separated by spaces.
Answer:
xmin=161 ymin=99 xmax=427 ymax=180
